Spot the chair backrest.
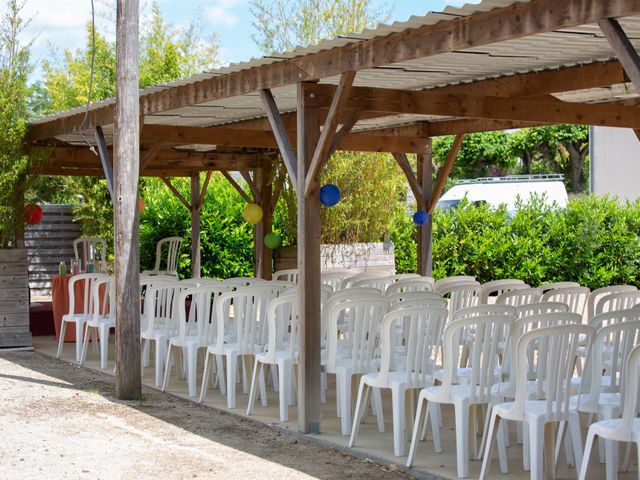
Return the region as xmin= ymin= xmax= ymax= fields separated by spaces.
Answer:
xmin=434 ymin=275 xmax=476 ymax=293
xmin=515 ymin=301 xmax=569 ymax=319
xmin=452 ymin=304 xmax=516 ymax=321
xmin=540 ymin=286 xmax=590 ymax=316
xmin=496 ymin=287 xmax=543 ymax=307
xmin=440 ymin=282 xmax=481 ymax=319
xmin=502 ymin=312 xmax=580 ymax=390
xmin=214 ymin=286 xmax=276 ymax=354
xmin=441 ymin=315 xmax=510 ymax=403
xmin=320 ymin=271 xmax=351 ymax=291
xmin=587 ymin=285 xmax=638 ymax=320
xmin=388 ymin=273 xmax=422 ymax=282
xmin=176 ymin=284 xmax=234 ymax=345
xmin=619 ymin=345 xmax=640 ymax=436
xmin=386 ymin=290 xmax=442 ymax=304
xmin=478 ymin=279 xmax=527 ymax=304
xmin=578 ymin=320 xmax=640 ymax=414
xmin=139 ymin=274 xmax=177 ymax=315
xmin=351 ymin=276 xmax=394 ymax=292
xmin=73 ymin=237 xmax=107 ymax=265
xmin=322 ymin=288 xmax=383 ymax=346
xmin=91 ymin=275 xmax=114 ymax=322
xmin=595 ymin=290 xmax=640 ymax=316
xmin=589 ymin=308 xmax=640 ymax=331
xmin=537 ymin=281 xmax=580 ymax=293
xmin=273 ymin=269 xmax=298 ymax=283
xmin=385 ymin=277 xmax=434 ymax=296
xmin=341 ymin=270 xmax=394 ymax=289
xmin=263 ymin=293 xmax=299 ymax=364
xmin=512 ymin=324 xmax=595 ymax=422
xmin=153 ymin=236 xmax=183 ymax=273
xmin=221 ymin=277 xmax=268 ymax=288
xmin=325 ymin=297 xmax=389 ymax=373
xmin=386 ymin=292 xmax=446 ymax=312
xmin=68 ymin=273 xmax=107 ymax=318
xmin=378 ymin=306 xmax=448 ymax=388
xmin=142 ymin=280 xmax=186 ymax=337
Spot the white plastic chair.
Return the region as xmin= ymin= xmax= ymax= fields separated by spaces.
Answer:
xmin=385 ymin=277 xmax=434 ymax=296
xmin=273 ymin=269 xmax=298 ymax=283
xmin=387 ymin=292 xmax=447 ymax=311
xmin=352 ymin=275 xmax=394 ymax=292
xmin=515 ymin=301 xmax=570 ymax=319
xmin=496 ymin=287 xmax=543 ymax=307
xmin=578 ymin=344 xmax=640 ymax=480
xmin=595 ymin=290 xmax=640 ymax=316
xmin=439 ymin=282 xmax=481 ymax=320
xmin=587 ymin=285 xmax=638 ymax=320
xmin=146 ymin=236 xmax=183 ymax=275
xmin=407 ymin=315 xmax=511 ymax=477
xmin=73 ymin=237 xmax=107 ymax=265
xmin=80 ymin=276 xmax=114 ymax=369
xmin=349 ymin=306 xmax=448 ymax=456
xmin=199 ymin=285 xmax=276 ymax=408
xmin=541 ymin=286 xmax=590 ymax=316
xmin=141 ymin=281 xmax=190 ymax=387
xmin=324 ymin=297 xmax=389 ymax=435
xmin=479 ymin=323 xmax=595 ymax=480
xmin=341 ymin=270 xmax=394 ymax=289
xmin=246 ymin=293 xmax=298 ymax=421
xmin=478 ymin=279 xmax=527 ymax=304
xmin=321 ymin=271 xmax=351 ymax=291
xmin=162 ymin=283 xmax=233 ymax=397
xmin=434 ymin=275 xmax=476 ymax=294
xmin=388 ymin=273 xmax=423 ymax=282
xmin=537 ymin=281 xmax=580 ymax=293
xmin=56 ymin=273 xmax=106 ymax=362
xmin=221 ymin=277 xmax=268 ymax=288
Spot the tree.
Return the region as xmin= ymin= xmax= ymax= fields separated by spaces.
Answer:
xmin=433 ymin=131 xmax=515 ymax=179
xmin=0 ymin=0 xmax=40 ymax=248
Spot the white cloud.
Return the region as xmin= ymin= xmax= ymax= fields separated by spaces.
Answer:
xmin=204 ymin=0 xmax=247 ymax=27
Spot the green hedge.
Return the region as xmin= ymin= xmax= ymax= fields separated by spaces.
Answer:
xmin=425 ymin=196 xmax=640 ymax=288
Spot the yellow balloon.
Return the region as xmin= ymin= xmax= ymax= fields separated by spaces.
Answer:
xmin=243 ymin=203 xmax=263 ymax=225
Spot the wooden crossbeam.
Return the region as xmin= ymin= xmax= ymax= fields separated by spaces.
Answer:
xmin=306 ymin=83 xmax=640 ymax=128
xmin=427 ymin=134 xmax=465 ymax=213
xmin=260 ymin=89 xmax=298 ymax=185
xmin=392 ymin=153 xmax=424 ymax=210
xmin=196 ymin=171 xmax=213 ymax=211
xmin=221 ymin=171 xmax=252 ymax=203
xmin=160 ymin=176 xmax=192 ymax=210
xmin=140 ymin=142 xmax=168 ymax=171
xmin=304 ymin=71 xmax=356 ymax=196
xmin=270 ymin=165 xmax=286 ymax=211
xmin=240 ymin=170 xmax=259 ymax=199
xmin=599 ymin=19 xmax=640 ymax=94
xmin=94 ymin=126 xmax=114 ymax=201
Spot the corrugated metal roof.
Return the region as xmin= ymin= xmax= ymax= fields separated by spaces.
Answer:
xmin=29 ymin=0 xmax=640 ymax=144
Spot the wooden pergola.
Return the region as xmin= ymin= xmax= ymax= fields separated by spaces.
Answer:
xmin=26 ymin=0 xmax=640 ymax=433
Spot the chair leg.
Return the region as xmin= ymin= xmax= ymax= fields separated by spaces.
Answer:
xmin=373 ymin=387 xmax=385 ymax=433
xmin=246 ymin=358 xmax=261 ymax=416
xmin=99 ymin=324 xmax=109 ymax=369
xmin=215 ymin=354 xmax=226 ymax=396
xmin=348 ymin=379 xmax=368 ymax=448
xmin=479 ymin=410 xmax=500 ymax=480
xmin=186 ymin=345 xmax=198 ymax=398
xmin=75 ymin=320 xmax=84 ymax=362
xmin=569 ymin=411 xmax=583 ymax=473
xmin=155 ymin=339 xmax=167 ymax=388
xmin=199 ymin=352 xmax=212 ymax=403
xmin=56 ymin=321 xmax=67 ymax=358
xmin=278 ymin=360 xmax=291 ymax=422
xmin=406 ymin=393 xmax=427 ymax=468
xmin=578 ymin=428 xmax=596 ymax=480
xmin=227 ymin=354 xmax=238 ymax=409
xmin=391 ymin=386 xmax=407 ymax=457
xmin=161 ymin=344 xmax=173 ymax=392
xmin=80 ymin=324 xmax=91 ymax=365
xmin=453 ymin=400 xmax=470 ymax=478
xmin=337 ymin=371 xmax=352 ymax=436
xmin=142 ymin=339 xmax=151 ymax=368
xmin=605 ymin=436 xmax=619 ymax=480
xmin=258 ymin=360 xmax=268 ymax=407
xmin=529 ymin=419 xmax=545 ymax=480
xmin=430 ymin=402 xmax=442 ymax=453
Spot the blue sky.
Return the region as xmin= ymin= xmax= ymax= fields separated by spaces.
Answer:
xmin=21 ymin=0 xmax=477 ymax=79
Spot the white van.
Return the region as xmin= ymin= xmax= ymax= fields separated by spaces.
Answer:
xmin=436 ymin=174 xmax=568 ymax=213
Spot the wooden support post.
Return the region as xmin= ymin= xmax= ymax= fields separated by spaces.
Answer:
xmin=297 ymin=82 xmax=322 ymax=434
xmin=95 ymin=126 xmax=114 ymax=202
xmin=260 ymin=89 xmax=298 ymax=184
xmin=417 ymin=142 xmax=433 ymax=276
xmin=256 ymin=163 xmax=274 ymax=279
xmin=428 ymin=134 xmax=465 ymax=213
xmin=190 ymin=172 xmax=201 ymax=278
xmin=114 ymin=0 xmax=141 ymax=400
xmin=599 ymin=18 xmax=640 ymax=93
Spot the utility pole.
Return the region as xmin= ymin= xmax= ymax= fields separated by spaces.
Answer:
xmin=114 ymin=0 xmax=141 ymax=399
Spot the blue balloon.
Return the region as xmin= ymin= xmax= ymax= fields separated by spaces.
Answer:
xmin=320 ymin=183 xmax=341 ymax=207
xmin=413 ymin=210 xmax=429 ymax=226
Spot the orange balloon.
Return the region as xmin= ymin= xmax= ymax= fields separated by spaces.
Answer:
xmin=138 ymin=198 xmax=146 ymax=212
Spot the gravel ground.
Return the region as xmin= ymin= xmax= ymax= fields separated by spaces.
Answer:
xmin=0 ymin=352 xmax=414 ymax=480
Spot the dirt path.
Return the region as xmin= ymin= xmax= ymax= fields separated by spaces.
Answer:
xmin=0 ymin=352 xmax=413 ymax=480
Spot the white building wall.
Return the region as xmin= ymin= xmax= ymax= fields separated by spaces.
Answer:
xmin=590 ymin=126 xmax=640 ymax=202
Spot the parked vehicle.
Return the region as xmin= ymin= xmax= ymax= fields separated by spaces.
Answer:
xmin=436 ymin=174 xmax=568 ymax=213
